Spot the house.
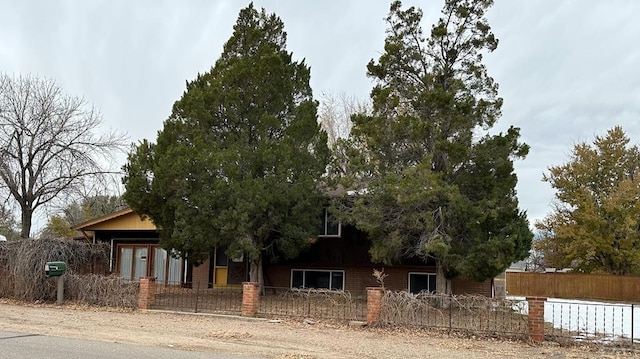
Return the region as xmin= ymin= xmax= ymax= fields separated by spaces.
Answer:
xmin=73 ymin=208 xmax=494 ymax=296
xmin=266 ymin=225 xmax=493 ymax=296
xmin=72 ymin=208 xmax=246 ymax=287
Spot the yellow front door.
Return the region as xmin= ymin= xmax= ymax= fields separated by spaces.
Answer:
xmin=214 ymin=267 xmax=228 ymax=286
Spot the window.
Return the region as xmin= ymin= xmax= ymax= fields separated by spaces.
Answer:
xmin=319 ymin=208 xmax=341 ymax=237
xmin=153 ymin=247 xmax=181 ymax=284
xmin=117 ymin=246 xmax=148 ymax=282
xmin=215 ymin=246 xmax=229 ymax=266
xmin=409 ymin=272 xmax=437 ymax=294
xmin=291 ymin=269 xmax=344 ymax=290
xmin=119 ymin=247 xmax=133 ymax=280
xmin=118 ymin=244 xmax=180 ymax=284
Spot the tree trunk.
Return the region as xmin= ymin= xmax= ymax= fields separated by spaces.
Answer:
xmin=249 ymin=254 xmax=264 ymax=293
xmin=20 ymin=207 xmax=32 ymax=239
xmin=436 ymin=260 xmax=449 ymax=295
xmin=435 ymin=260 xmax=452 ymax=308
xmin=258 ymin=256 xmax=264 ymax=295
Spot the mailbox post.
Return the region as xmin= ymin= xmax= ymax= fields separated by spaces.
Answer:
xmin=45 ymin=261 xmax=67 ymax=305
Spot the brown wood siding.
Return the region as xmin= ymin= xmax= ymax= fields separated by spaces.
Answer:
xmin=286 ymin=226 xmax=373 ymax=266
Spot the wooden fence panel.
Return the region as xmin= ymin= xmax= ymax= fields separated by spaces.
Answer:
xmin=506 ymin=272 xmax=640 ymax=302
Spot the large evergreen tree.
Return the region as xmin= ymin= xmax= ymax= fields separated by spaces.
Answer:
xmin=336 ymin=0 xmax=532 ymax=291
xmin=123 ymin=4 xmax=329 ymax=284
xmin=536 ymin=126 xmax=640 ymax=275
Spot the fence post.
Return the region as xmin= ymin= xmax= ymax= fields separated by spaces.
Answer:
xmin=526 ymin=296 xmax=547 ymax=342
xmin=366 ymin=287 xmax=385 ymax=325
xmin=194 ymin=281 xmax=200 ymax=313
xmin=449 ymin=293 xmax=453 ymax=332
xmin=138 ymin=277 xmax=156 ymax=310
xmin=242 ymin=282 xmax=260 ymax=317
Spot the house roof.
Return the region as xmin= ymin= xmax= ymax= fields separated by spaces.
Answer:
xmin=72 ymin=208 xmax=157 ymax=231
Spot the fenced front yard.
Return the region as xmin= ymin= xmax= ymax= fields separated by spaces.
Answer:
xmin=138 ymin=278 xmax=640 ymax=347
xmin=145 ymin=280 xmax=529 ymax=338
xmin=149 ymin=282 xmax=367 ymax=320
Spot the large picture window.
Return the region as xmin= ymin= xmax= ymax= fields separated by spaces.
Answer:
xmin=408 ymin=272 xmax=437 ymax=294
xmin=319 ymin=208 xmax=341 ymax=237
xmin=118 ymin=244 xmax=180 ymax=284
xmin=291 ymin=269 xmax=344 ymax=290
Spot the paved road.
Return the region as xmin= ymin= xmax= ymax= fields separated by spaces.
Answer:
xmin=0 ymin=330 xmax=260 ymax=359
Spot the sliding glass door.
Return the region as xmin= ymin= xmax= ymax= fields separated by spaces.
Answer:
xmin=118 ymin=244 xmax=180 ymax=283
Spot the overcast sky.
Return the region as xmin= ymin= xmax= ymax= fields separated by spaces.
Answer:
xmin=2 ymin=0 xmax=639 ymax=231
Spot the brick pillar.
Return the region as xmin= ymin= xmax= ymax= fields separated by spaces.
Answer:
xmin=366 ymin=287 xmax=385 ymax=325
xmin=138 ymin=277 xmax=156 ymax=310
xmin=242 ymin=282 xmax=260 ymax=317
xmin=527 ymin=296 xmax=547 ymax=342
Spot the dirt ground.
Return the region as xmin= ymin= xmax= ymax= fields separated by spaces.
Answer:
xmin=0 ymin=300 xmax=635 ymax=359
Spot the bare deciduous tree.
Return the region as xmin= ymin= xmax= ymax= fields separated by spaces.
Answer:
xmin=318 ymin=91 xmax=370 ymax=147
xmin=0 ymin=74 xmax=128 ymax=238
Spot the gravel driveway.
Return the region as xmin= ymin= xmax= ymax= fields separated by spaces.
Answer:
xmin=0 ymin=300 xmax=633 ymax=358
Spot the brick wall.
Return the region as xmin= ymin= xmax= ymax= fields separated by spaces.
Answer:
xmin=264 ymin=264 xmax=493 ymax=296
xmin=191 ymin=258 xmax=210 ymax=287
xmin=345 ymin=266 xmax=380 ymax=291
xmin=264 ymin=264 xmax=291 ymax=288
xmin=451 ymin=277 xmax=492 ymax=297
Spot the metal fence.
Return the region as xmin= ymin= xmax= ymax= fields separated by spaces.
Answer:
xmin=544 ymin=299 xmax=639 ymax=346
xmin=152 ymin=281 xmax=243 ymax=314
xmin=259 ymin=287 xmax=367 ymax=321
xmin=380 ymin=292 xmax=529 ymax=338
xmin=149 ymin=282 xmax=640 ymax=347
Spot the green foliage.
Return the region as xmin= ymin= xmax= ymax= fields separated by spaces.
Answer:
xmin=0 ymin=205 xmax=20 ymax=241
xmin=123 ymin=5 xmax=329 ymax=272
xmin=335 ymin=0 xmax=532 ymax=282
xmin=536 ymin=126 xmax=640 ymax=275
xmin=43 ymin=215 xmax=77 ymax=238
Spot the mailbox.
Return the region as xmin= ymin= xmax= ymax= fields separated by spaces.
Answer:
xmin=45 ymin=261 xmax=67 ymax=277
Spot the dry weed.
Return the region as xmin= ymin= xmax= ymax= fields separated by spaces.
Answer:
xmin=380 ymin=291 xmax=528 ymax=337
xmin=0 ymin=238 xmax=117 ymax=304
